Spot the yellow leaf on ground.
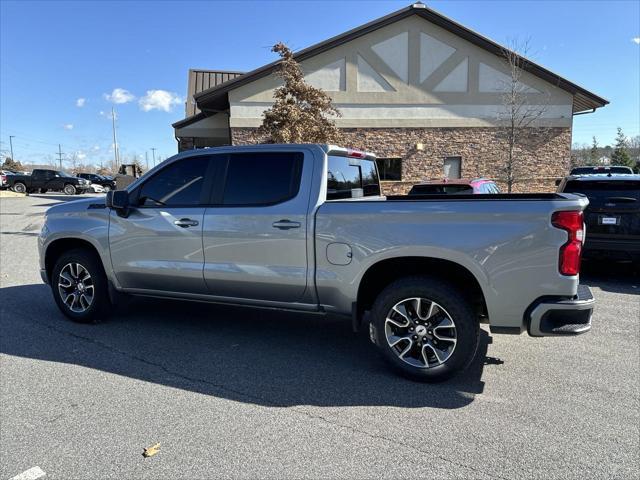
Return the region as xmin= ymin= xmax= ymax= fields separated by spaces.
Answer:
xmin=142 ymin=442 xmax=160 ymax=458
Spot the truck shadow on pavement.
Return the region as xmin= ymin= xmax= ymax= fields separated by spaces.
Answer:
xmin=1 ymin=284 xmax=492 ymax=409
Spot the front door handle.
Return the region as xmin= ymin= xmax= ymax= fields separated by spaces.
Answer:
xmin=174 ymin=218 xmax=199 ymax=228
xmin=272 ymin=219 xmax=301 ymax=230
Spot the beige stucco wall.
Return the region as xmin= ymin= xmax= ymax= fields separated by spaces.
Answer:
xmin=228 ymin=15 xmax=574 ymax=129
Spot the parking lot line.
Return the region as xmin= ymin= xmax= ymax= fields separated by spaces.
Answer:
xmin=9 ymin=467 xmax=46 ymax=480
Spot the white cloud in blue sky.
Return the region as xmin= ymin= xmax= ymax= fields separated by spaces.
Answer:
xmin=632 ymin=37 xmax=640 ymax=45
xmin=139 ymin=90 xmax=183 ymax=112
xmin=62 ymin=124 xmax=74 ymax=130
xmin=76 ymin=97 xmax=86 ymax=107
xmin=103 ymin=88 xmax=135 ymax=104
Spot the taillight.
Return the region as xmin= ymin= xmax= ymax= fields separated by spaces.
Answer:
xmin=551 ymin=210 xmax=584 ymax=276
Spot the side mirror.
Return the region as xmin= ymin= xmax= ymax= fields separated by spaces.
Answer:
xmin=105 ymin=190 xmax=129 ymax=209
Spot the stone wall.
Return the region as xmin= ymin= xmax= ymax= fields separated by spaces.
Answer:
xmin=231 ymin=126 xmax=572 ymax=194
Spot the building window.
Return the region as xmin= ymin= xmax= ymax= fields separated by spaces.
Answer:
xmin=444 ymin=156 xmax=462 ymax=179
xmin=376 ymin=157 xmax=402 ymax=181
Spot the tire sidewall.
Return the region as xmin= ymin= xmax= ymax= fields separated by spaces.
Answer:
xmin=13 ymin=182 xmax=26 ymax=193
xmin=51 ymin=249 xmax=109 ymax=323
xmin=371 ymin=276 xmax=479 ymax=382
xmin=64 ymin=184 xmax=76 ymax=195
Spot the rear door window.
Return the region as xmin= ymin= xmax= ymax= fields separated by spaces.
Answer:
xmin=222 ymin=152 xmax=303 ymax=206
xmin=327 ymin=156 xmax=381 ymax=200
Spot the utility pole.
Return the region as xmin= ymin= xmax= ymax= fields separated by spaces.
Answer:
xmin=57 ymin=144 xmax=64 ymax=170
xmin=111 ymin=107 xmax=120 ymax=170
xmin=151 ymin=147 xmax=156 ymax=167
xmin=145 ymin=151 xmax=149 ymax=171
xmin=9 ymin=135 xmax=15 ymax=161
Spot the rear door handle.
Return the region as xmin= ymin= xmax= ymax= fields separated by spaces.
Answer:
xmin=272 ymin=219 xmax=301 ymax=230
xmin=174 ymin=218 xmax=199 ymax=228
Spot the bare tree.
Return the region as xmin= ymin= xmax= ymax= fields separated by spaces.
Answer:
xmin=256 ymin=42 xmax=342 ymax=144
xmin=497 ymin=39 xmax=550 ymax=192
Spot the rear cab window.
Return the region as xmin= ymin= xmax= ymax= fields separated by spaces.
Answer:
xmin=327 ymin=156 xmax=381 ymax=200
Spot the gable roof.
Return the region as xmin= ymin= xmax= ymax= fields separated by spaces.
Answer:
xmin=188 ymin=2 xmax=608 ymax=119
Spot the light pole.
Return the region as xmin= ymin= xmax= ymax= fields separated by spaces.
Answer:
xmin=111 ymin=107 xmax=120 ymax=170
xmin=9 ymin=135 xmax=15 ymax=161
xmin=151 ymin=148 xmax=156 ymax=167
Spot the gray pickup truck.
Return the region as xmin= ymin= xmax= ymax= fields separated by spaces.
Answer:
xmin=38 ymin=145 xmax=594 ymax=381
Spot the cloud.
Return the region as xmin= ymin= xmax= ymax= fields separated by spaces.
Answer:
xmin=633 ymin=37 xmax=640 ymax=45
xmin=76 ymin=151 xmax=87 ymax=160
xmin=92 ymin=145 xmax=100 ymax=151
xmin=139 ymin=90 xmax=182 ymax=112
xmin=99 ymin=110 xmax=117 ymax=120
xmin=104 ymin=88 xmax=135 ymax=104
xmin=76 ymin=97 xmax=86 ymax=107
xmin=63 ymin=124 xmax=74 ymax=130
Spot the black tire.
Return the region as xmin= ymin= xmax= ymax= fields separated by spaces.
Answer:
xmin=39 ymin=188 xmax=47 ymax=194
xmin=12 ymin=182 xmax=26 ymax=194
xmin=63 ymin=184 xmax=77 ymax=195
xmin=369 ymin=275 xmax=479 ymax=382
xmin=51 ymin=248 xmax=112 ymax=323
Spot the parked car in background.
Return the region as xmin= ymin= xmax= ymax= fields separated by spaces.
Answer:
xmin=0 ymin=170 xmax=17 ymax=189
xmin=408 ymin=178 xmax=501 ymax=195
xmin=39 ymin=145 xmax=594 ymax=382
xmin=570 ymin=165 xmax=634 ymax=175
xmin=7 ymin=169 xmax=91 ymax=195
xmin=77 ymin=173 xmax=116 ymax=191
xmin=88 ymin=183 xmax=105 ymax=193
xmin=558 ymin=174 xmax=640 ymax=263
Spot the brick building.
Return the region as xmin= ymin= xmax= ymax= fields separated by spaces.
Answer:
xmin=172 ymin=3 xmax=607 ymax=193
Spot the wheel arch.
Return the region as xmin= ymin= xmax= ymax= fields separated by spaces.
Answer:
xmin=356 ymin=256 xmax=488 ymax=323
xmin=44 ymin=237 xmax=104 ymax=283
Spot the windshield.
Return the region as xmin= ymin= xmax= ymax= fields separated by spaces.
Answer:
xmin=409 ymin=184 xmax=473 ymax=195
xmin=58 ymin=171 xmax=75 ymax=178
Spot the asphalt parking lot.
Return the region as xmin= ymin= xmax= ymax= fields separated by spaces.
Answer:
xmin=1 ymin=194 xmax=638 ymax=480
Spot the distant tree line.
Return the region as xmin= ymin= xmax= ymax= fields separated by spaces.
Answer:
xmin=571 ymin=128 xmax=639 ymax=172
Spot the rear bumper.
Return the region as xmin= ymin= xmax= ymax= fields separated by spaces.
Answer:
xmin=583 ymin=238 xmax=640 ymax=259
xmin=527 ymin=284 xmax=594 ymax=337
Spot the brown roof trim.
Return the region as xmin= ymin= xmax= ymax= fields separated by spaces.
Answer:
xmin=194 ymin=2 xmax=608 ymax=113
xmin=172 ymin=112 xmax=207 ymax=129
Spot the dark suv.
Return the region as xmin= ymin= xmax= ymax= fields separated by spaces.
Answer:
xmin=558 ymin=174 xmax=640 ymax=262
xmin=77 ymin=173 xmax=116 ymax=191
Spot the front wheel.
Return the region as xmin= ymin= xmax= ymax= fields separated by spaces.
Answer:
xmin=51 ymin=248 xmax=111 ymax=323
xmin=63 ymin=184 xmax=77 ymax=195
xmin=12 ymin=182 xmax=26 ymax=194
xmin=102 ymin=185 xmax=111 ymax=192
xmin=370 ymin=275 xmax=479 ymax=382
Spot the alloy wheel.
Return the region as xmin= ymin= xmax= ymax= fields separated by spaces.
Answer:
xmin=384 ymin=297 xmax=457 ymax=368
xmin=58 ymin=262 xmax=95 ymax=313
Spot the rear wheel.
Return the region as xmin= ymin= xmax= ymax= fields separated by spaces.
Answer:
xmin=370 ymin=275 xmax=479 ymax=382
xmin=51 ymin=248 xmax=111 ymax=323
xmin=63 ymin=184 xmax=77 ymax=195
xmin=12 ymin=182 xmax=26 ymax=194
